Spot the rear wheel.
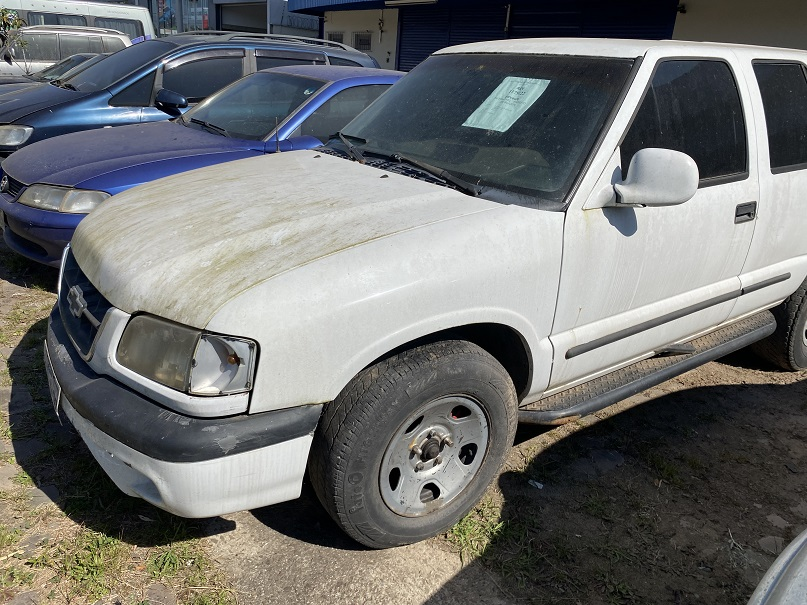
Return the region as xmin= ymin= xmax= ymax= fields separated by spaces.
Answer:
xmin=309 ymin=340 xmax=517 ymax=548
xmin=752 ymin=280 xmax=807 ymax=371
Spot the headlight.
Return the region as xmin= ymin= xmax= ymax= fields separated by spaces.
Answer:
xmin=117 ymin=314 xmax=257 ymax=396
xmin=0 ymin=125 xmax=33 ymax=147
xmin=18 ymin=185 xmax=110 ymax=213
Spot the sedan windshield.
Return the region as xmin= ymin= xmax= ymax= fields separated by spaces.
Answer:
xmin=64 ymin=40 xmax=177 ymax=92
xmin=32 ymin=54 xmax=94 ymax=81
xmin=339 ymin=53 xmax=634 ymax=207
xmin=181 ymin=71 xmax=326 ymax=140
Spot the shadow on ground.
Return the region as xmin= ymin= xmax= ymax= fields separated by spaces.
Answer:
xmin=425 ymin=375 xmax=807 ymax=605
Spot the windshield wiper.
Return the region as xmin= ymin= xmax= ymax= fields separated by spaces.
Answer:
xmin=336 ymin=131 xmax=365 ymax=163
xmin=190 ymin=117 xmax=230 ymax=137
xmin=391 ymin=153 xmax=481 ymax=197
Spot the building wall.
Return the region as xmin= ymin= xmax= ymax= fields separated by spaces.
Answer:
xmin=673 ymin=0 xmax=807 ymax=49
xmin=323 ymin=8 xmax=398 ymax=69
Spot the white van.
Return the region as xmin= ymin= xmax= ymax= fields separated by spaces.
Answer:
xmin=2 ymin=25 xmax=130 ymax=76
xmin=3 ymin=0 xmax=156 ymax=41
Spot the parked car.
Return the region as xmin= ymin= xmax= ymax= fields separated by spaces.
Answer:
xmin=0 ymin=31 xmax=378 ymax=157
xmin=1 ymin=25 xmax=129 ymax=76
xmin=0 ymin=52 xmax=99 ymax=86
xmin=42 ymin=38 xmax=807 ymax=549
xmin=0 ymin=65 xmax=402 ymax=266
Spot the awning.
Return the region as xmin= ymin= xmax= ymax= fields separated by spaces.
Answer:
xmin=288 ymin=0 xmax=386 ymax=15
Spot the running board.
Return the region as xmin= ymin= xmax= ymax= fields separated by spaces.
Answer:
xmin=518 ymin=311 xmax=776 ymax=426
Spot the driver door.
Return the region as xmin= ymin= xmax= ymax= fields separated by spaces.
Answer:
xmin=547 ymin=54 xmax=759 ymax=390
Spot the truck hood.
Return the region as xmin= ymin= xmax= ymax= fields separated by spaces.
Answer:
xmin=0 ymin=83 xmax=88 ymax=123
xmin=71 ymin=151 xmax=498 ymax=328
xmin=2 ymin=121 xmax=263 ymax=190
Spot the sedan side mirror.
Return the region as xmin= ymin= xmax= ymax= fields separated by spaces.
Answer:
xmin=155 ymin=88 xmax=188 ymax=116
xmin=615 ymin=148 xmax=699 ymax=207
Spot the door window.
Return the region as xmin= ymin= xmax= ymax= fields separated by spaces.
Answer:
xmin=753 ymin=61 xmax=807 ymax=172
xmin=162 ymin=53 xmax=244 ymax=103
xmin=621 ymin=60 xmax=747 ymax=184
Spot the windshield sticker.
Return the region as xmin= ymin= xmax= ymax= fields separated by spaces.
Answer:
xmin=462 ymin=77 xmax=550 ymax=132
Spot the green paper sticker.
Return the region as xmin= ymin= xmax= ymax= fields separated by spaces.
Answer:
xmin=463 ymin=77 xmax=550 ymax=133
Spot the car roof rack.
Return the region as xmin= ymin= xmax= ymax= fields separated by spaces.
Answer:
xmin=174 ymin=30 xmax=356 ymax=52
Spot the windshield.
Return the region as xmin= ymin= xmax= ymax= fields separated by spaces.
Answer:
xmin=182 ymin=71 xmax=326 ymax=140
xmin=339 ymin=53 xmax=634 ymax=207
xmin=33 ymin=54 xmax=93 ymax=81
xmin=64 ymin=40 xmax=177 ymax=92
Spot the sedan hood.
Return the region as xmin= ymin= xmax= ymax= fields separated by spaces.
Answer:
xmin=0 ymin=82 xmax=88 ymax=123
xmin=72 ymin=151 xmax=497 ymax=328
xmin=2 ymin=121 xmax=263 ymax=189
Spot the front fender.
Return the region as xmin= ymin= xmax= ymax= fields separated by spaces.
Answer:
xmin=207 ymin=204 xmax=564 ymax=413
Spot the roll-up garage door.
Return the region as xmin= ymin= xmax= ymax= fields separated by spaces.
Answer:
xmin=397 ymin=0 xmax=678 ymax=71
xmin=397 ymin=5 xmax=506 ymax=71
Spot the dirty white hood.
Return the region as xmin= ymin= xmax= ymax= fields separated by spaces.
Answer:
xmin=71 ymin=150 xmax=497 ymax=328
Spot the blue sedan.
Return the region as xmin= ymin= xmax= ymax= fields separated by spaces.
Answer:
xmin=0 ymin=65 xmax=402 ymax=266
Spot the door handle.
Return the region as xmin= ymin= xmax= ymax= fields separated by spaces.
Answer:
xmin=735 ymin=201 xmax=757 ymax=223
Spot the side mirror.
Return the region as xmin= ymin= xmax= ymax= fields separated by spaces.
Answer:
xmin=154 ymin=88 xmax=188 ymax=116
xmin=615 ymin=148 xmax=699 ymax=207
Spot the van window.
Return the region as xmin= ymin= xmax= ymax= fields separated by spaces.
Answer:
xmin=60 ymin=35 xmax=103 ymax=56
xmin=103 ymin=36 xmax=127 ymax=53
xmin=27 ymin=12 xmax=87 ymax=27
xmin=94 ymin=18 xmax=143 ymax=39
xmin=17 ymin=33 xmax=60 ymax=62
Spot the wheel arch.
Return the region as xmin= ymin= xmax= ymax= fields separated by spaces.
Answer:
xmin=357 ymin=322 xmax=534 ymax=400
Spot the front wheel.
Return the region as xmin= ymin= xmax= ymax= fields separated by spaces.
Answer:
xmin=309 ymin=340 xmax=517 ymax=548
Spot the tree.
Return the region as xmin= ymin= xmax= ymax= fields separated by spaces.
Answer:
xmin=0 ymin=8 xmax=26 ymax=67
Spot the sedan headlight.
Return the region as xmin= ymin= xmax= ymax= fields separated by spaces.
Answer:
xmin=18 ymin=184 xmax=110 ymax=214
xmin=0 ymin=125 xmax=33 ymax=147
xmin=117 ymin=314 xmax=257 ymax=396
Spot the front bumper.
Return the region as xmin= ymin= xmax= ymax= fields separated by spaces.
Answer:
xmin=45 ymin=306 xmax=323 ymax=517
xmin=0 ymin=193 xmax=80 ymax=267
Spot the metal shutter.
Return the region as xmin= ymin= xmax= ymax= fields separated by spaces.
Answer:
xmin=397 ymin=5 xmax=506 ymax=72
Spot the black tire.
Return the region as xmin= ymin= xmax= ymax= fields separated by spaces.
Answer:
xmin=309 ymin=340 xmax=517 ymax=549
xmin=752 ymin=280 xmax=807 ymax=371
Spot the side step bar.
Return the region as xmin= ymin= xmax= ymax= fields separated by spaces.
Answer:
xmin=518 ymin=311 xmax=776 ymax=426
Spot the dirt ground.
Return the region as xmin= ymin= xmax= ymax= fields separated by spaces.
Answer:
xmin=1 ymin=239 xmax=805 ymax=605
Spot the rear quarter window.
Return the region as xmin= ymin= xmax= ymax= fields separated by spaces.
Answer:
xmin=753 ymin=61 xmax=807 ymax=172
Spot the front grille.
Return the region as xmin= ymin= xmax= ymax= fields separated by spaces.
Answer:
xmin=59 ymin=249 xmax=113 ymax=358
xmin=6 ymin=175 xmax=24 ymax=198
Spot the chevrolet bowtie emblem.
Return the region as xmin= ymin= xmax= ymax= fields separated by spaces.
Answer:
xmin=67 ymin=285 xmax=88 ymax=319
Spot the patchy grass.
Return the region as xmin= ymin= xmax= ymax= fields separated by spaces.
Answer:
xmin=0 ymin=260 xmax=234 ymax=605
xmin=445 ymin=497 xmax=505 ymax=563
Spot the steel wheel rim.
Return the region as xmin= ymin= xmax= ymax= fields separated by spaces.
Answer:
xmin=379 ymin=395 xmax=490 ymax=517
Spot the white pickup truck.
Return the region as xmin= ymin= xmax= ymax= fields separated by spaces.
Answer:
xmin=44 ymin=38 xmax=807 ymax=549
